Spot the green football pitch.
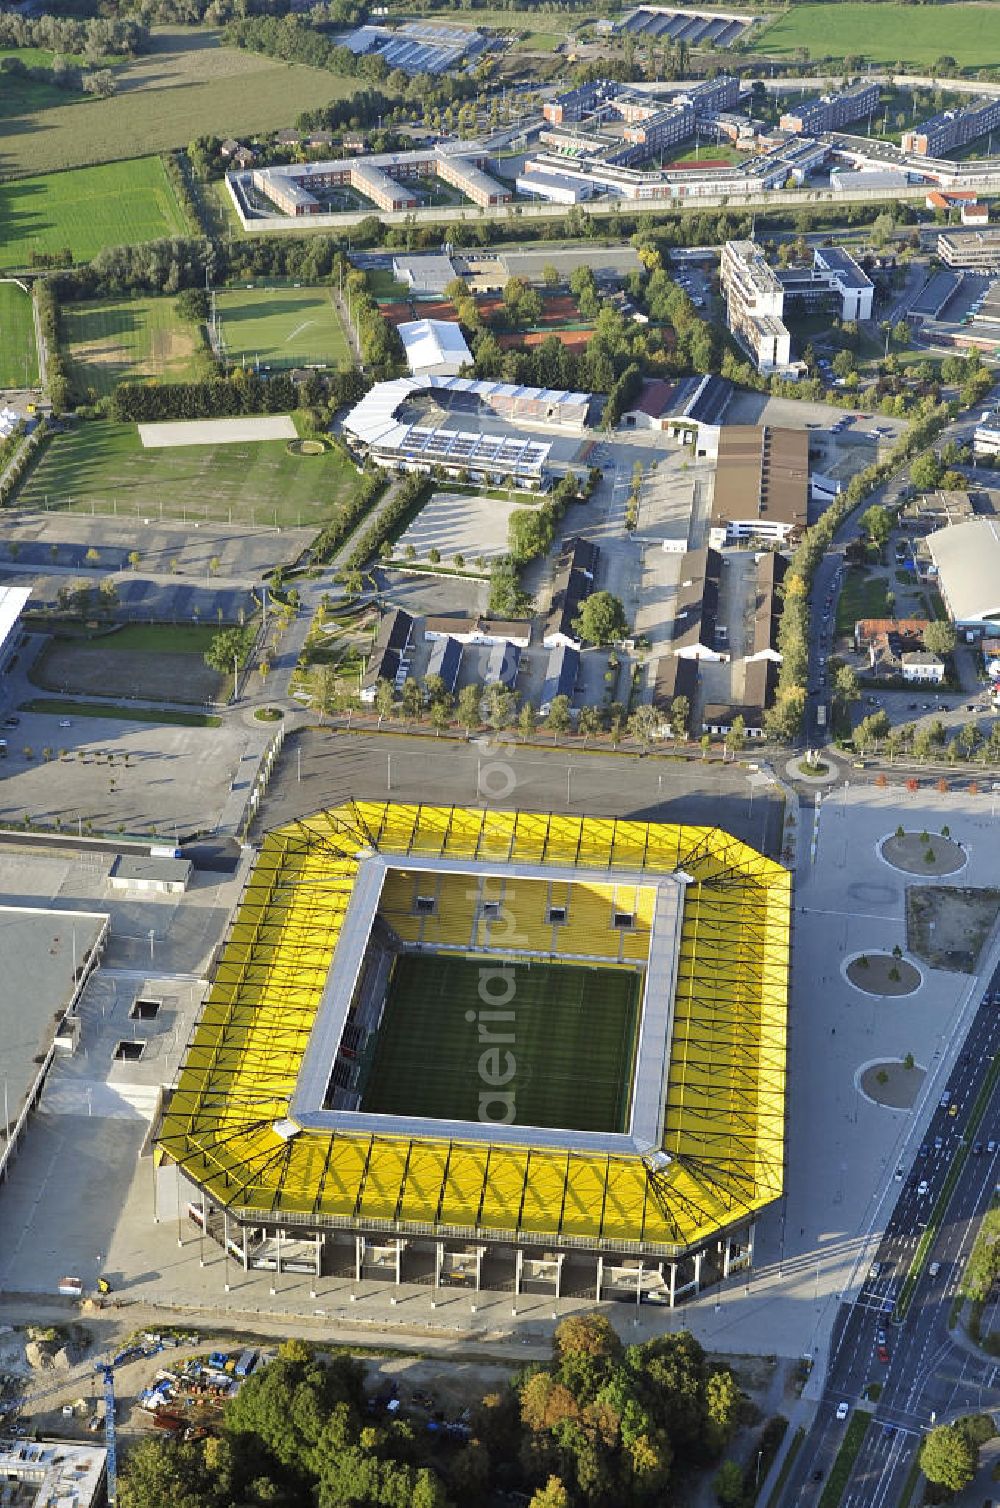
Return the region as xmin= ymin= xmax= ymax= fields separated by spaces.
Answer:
xmin=360 ymin=955 xmax=641 ymax=1133
xmin=215 ymin=286 xmax=352 ymax=371
xmin=0 ymin=281 xmax=38 ymax=388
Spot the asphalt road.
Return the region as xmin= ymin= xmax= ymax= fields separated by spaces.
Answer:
xmin=253 ymin=727 xmax=786 ymax=857
xmin=778 ymin=964 xmax=1000 ymax=1507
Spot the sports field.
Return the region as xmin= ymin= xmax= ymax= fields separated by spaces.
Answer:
xmin=16 ymin=422 xmax=360 ymax=529
xmin=0 ymin=27 xmax=357 ymax=178
xmin=62 ymin=295 xmax=206 ymax=398
xmin=749 ymin=3 xmax=1000 ymax=69
xmin=361 ymin=954 xmax=641 ymax=1133
xmin=0 ymin=282 xmax=38 ymax=388
xmin=215 ymin=286 xmax=352 ymax=372
xmin=0 ymin=157 xmax=187 ymax=272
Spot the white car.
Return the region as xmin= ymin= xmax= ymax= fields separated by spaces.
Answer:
xmin=917 ymin=1179 xmax=929 ymax=1196
xmin=836 ymin=1402 xmax=849 ymax=1422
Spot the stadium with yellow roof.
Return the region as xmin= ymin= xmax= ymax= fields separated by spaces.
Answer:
xmin=157 ymin=801 xmax=789 ymax=1304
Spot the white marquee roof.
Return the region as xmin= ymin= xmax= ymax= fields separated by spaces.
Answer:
xmin=398 ymin=318 xmax=472 ymax=374
xmin=928 ymin=518 xmax=1000 ymax=625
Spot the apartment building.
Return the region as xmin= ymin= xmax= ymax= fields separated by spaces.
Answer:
xmin=903 ymin=95 xmax=1000 ymax=158
xmin=779 ymin=79 xmax=879 ymax=136
xmin=720 ymin=239 xmax=793 ymax=373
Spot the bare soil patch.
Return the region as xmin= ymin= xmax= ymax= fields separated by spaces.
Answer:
xmin=861 ymin=1059 xmax=925 ymax=1110
xmin=32 ymin=638 xmax=223 ymax=705
xmin=881 ymin=831 xmax=966 ymax=876
xmin=906 ymin=886 xmax=1000 ymax=973
xmin=846 ymin=952 xmax=921 ymax=996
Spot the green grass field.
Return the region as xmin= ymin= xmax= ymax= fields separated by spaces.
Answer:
xmin=0 ymin=27 xmax=358 ymax=178
xmin=0 ymin=157 xmax=187 ymax=271
xmin=216 ymin=286 xmax=352 ymax=372
xmin=16 ymin=421 xmax=361 ymax=528
xmin=836 ymin=568 xmax=892 ymax=635
xmin=750 ymin=3 xmax=1000 ymax=69
xmin=0 ymin=282 xmax=39 ymax=388
xmin=62 ymin=294 xmax=206 ymax=398
xmin=361 ymin=955 xmax=641 ymax=1132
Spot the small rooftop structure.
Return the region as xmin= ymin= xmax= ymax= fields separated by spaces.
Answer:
xmin=109 ymin=854 xmax=193 ymax=895
xmin=398 ymin=318 xmax=472 ymax=379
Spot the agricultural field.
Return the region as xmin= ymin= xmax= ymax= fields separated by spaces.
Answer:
xmin=0 ymin=282 xmax=39 ymax=388
xmin=749 ymin=3 xmax=1000 ymax=70
xmin=0 ymin=27 xmax=357 ymax=177
xmin=62 ymin=295 xmax=207 ymax=398
xmin=215 ymin=286 xmax=352 ymax=372
xmin=16 ymin=421 xmax=361 ymax=529
xmin=0 ymin=157 xmax=187 ymax=271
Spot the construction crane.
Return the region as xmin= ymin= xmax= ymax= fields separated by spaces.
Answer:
xmin=102 ymin=1365 xmax=118 ymax=1507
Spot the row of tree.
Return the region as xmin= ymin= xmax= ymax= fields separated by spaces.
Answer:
xmin=120 ymin=1316 xmax=747 ymax=1508
xmin=110 ymin=371 xmax=299 ymax=422
xmin=0 ymin=11 xmax=145 ymax=56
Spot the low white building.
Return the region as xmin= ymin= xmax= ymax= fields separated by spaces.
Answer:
xmin=927 ymin=517 xmax=1000 ymax=636
xmin=0 ymin=1440 xmax=106 ymax=1508
xmin=399 ymin=318 xmax=472 ymax=379
xmin=109 ymin=854 xmax=192 ymax=894
xmin=901 ymin=651 xmax=945 ymax=683
xmin=974 ymin=414 xmax=1000 ymax=459
xmin=0 ymin=583 xmax=30 ymax=678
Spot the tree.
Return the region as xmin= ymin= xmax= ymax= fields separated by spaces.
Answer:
xmin=713 ymin=1459 xmax=744 ymax=1508
xmin=920 ymin=1424 xmax=977 ymax=1492
xmin=628 ymin=704 xmax=659 ymax=747
xmin=860 ymin=503 xmax=891 ymax=551
xmin=401 ymin=676 xmax=423 ymax=721
xmin=573 ymin=591 xmax=628 ymax=647
xmin=457 ymin=683 xmax=482 ymax=731
xmin=545 ymin=695 xmax=572 ymax=737
xmin=542 ymin=264 xmax=560 ymax=290
xmin=518 ymin=703 xmax=536 ymax=741
xmin=909 ymin=450 xmax=943 ymax=493
xmin=578 ymin=705 xmax=603 ymax=742
xmin=204 ymin=625 xmax=254 ymax=673
xmin=530 ymin=1477 xmax=570 ymax=1508
xmin=922 ymin=619 xmax=957 ymax=657
xmin=724 ymin=714 xmax=746 ymax=758
xmin=374 ymin=680 xmax=395 ymax=721
xmin=670 ymin=694 xmax=690 ymax=741
xmin=834 ymin=664 xmax=860 ymax=705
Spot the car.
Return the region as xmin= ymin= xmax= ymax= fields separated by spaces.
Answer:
xmin=908 ymin=702 xmax=918 ymax=710
xmin=975 ymin=1142 xmax=984 ymax=1154
xmin=876 ymin=1328 xmax=887 ymax=1345
xmin=811 ymin=1470 xmax=823 ymax=1483
xmin=941 ymin=1092 xmax=952 ymax=1109
xmin=967 ymin=703 xmax=975 ymax=711
xmin=934 ymin=1136 xmax=943 ymax=1151
xmin=58 ymin=719 xmax=71 ymax=728
xmin=919 ymin=1143 xmax=929 ymax=1157
xmin=917 ymin=1179 xmax=929 ymax=1196
xmin=928 ymin=1261 xmax=941 ymax=1277
xmin=869 ymin=1261 xmax=883 ymax=1280
xmin=894 ymin=1164 xmax=904 ymax=1179
xmin=836 ymin=1401 xmax=849 ymax=1421
xmin=877 ymin=1343 xmax=890 ymax=1363
xmin=3 ymin=715 xmax=19 ymax=727
xmin=989 ymin=1141 xmax=997 ymax=1154
xmin=949 ymin=1103 xmax=958 ymax=1117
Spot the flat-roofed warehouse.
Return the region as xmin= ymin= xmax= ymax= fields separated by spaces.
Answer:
xmin=157 ymin=802 xmax=790 ymax=1307
xmin=710 ymin=426 xmax=808 ymax=548
xmin=0 ymin=905 xmax=108 ymax=1182
xmin=927 ymin=518 xmax=1000 ymax=633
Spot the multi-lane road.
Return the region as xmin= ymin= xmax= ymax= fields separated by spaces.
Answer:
xmin=779 ymin=968 xmax=1000 ymax=1506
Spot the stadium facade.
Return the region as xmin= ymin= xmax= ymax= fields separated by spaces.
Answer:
xmin=157 ymin=802 xmax=790 ymax=1306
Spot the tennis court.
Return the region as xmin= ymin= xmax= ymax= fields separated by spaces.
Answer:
xmin=360 ymin=954 xmax=641 ymax=1133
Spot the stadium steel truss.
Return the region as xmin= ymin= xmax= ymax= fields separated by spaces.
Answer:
xmin=158 ymin=802 xmax=790 ymax=1259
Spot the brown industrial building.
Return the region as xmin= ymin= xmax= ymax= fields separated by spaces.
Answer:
xmin=709 ymin=426 xmax=808 ymax=548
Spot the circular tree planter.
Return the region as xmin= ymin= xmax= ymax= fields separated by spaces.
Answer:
xmin=879 ymin=830 xmax=966 ymax=876
xmin=858 ymin=1059 xmax=926 ymax=1110
xmin=795 ymin=758 xmax=830 ymax=779
xmin=287 ymin=438 xmax=325 ymax=457
xmin=845 ymin=952 xmax=922 ymax=996
xmin=254 ymin=706 xmax=283 ymax=722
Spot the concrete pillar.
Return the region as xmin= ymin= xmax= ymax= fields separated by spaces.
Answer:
xmin=747 ymin=1220 xmax=756 ymax=1270
xmin=596 ymin=1255 xmax=603 ymax=1303
xmin=635 ymin=1260 xmax=644 ymax=1307
xmin=434 ymin=1242 xmax=443 ymax=1289
xmin=241 ymin=1225 xmax=249 ymax=1271
xmin=693 ymin=1249 xmax=703 ymax=1295
xmin=668 ymin=1261 xmax=677 ymax=1309
xmin=355 ymin=1236 xmax=364 ymax=1283
xmin=314 ymin=1233 xmax=322 ymax=1278
xmin=723 ymin=1237 xmax=732 ymax=1280
xmin=395 ymin=1239 xmax=402 ymax=1286
xmin=275 ymin=1227 xmax=282 ymax=1275
xmin=515 ymin=1248 xmax=524 ymax=1296
xmin=474 ymin=1247 xmax=483 ymax=1292
xmin=554 ymin=1252 xmax=564 ymax=1300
